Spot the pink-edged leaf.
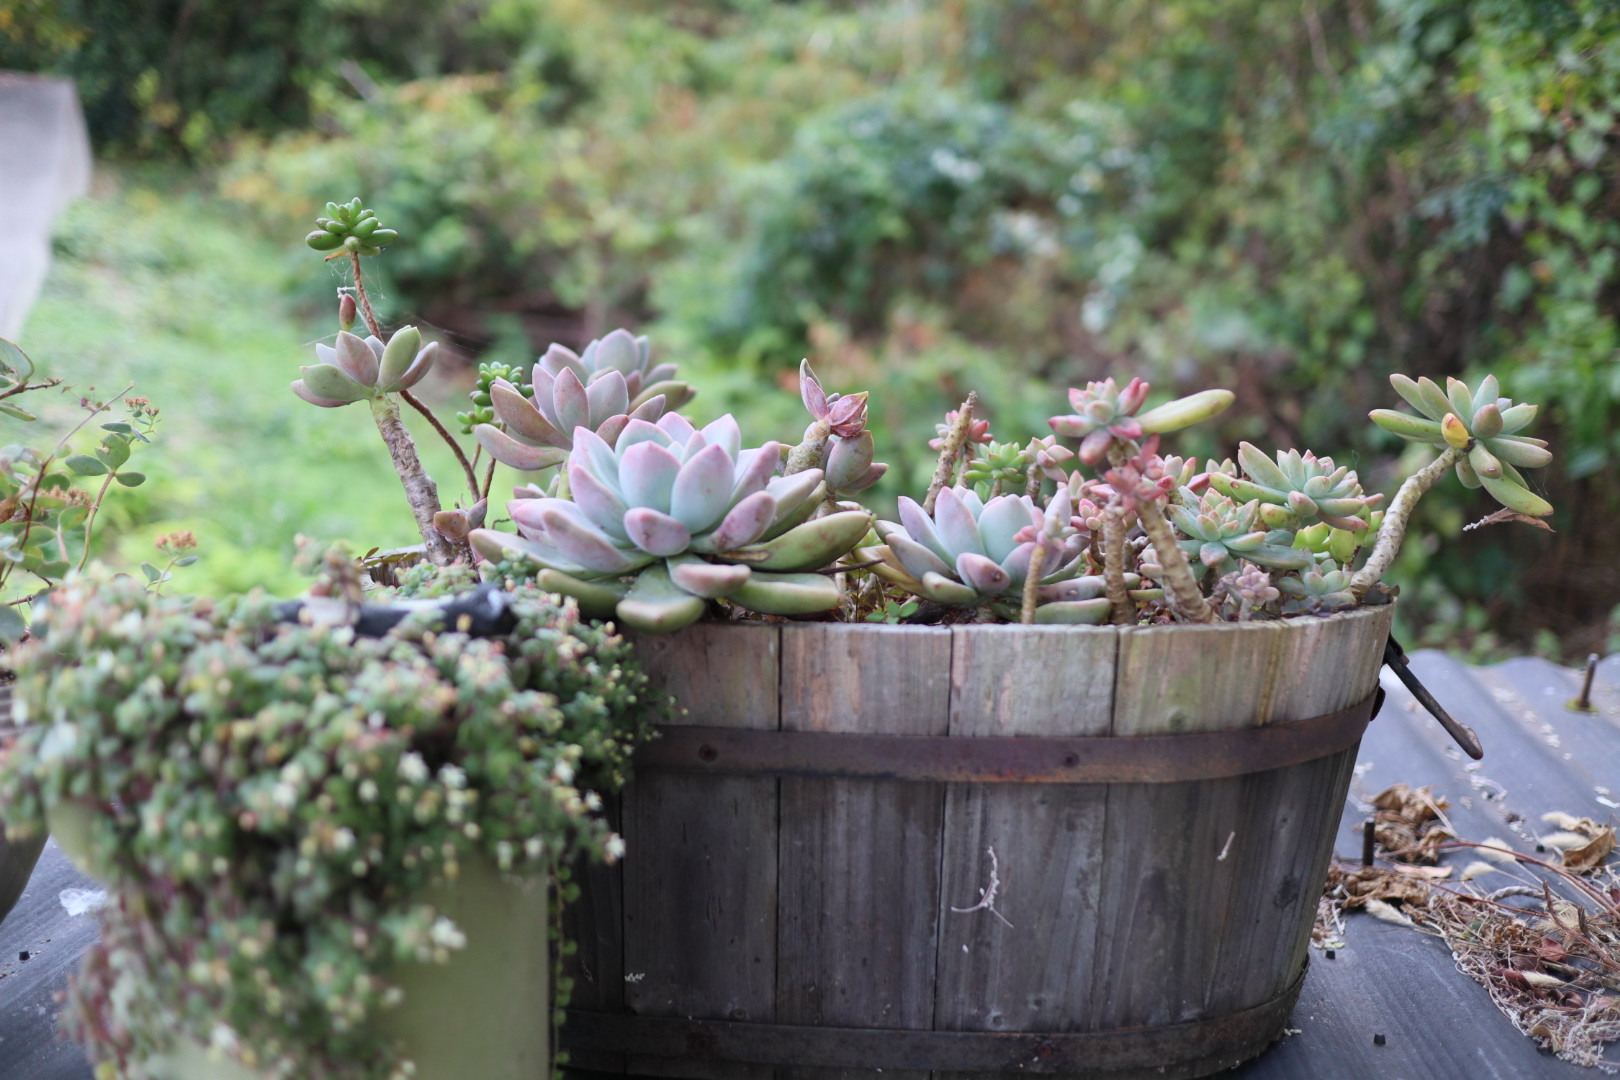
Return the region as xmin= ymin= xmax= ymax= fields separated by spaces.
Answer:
xmin=897 ymin=496 xmax=952 ymax=564
xmin=976 ymin=495 xmax=1040 ymax=564
xmin=541 ymin=503 xmax=646 ymax=572
xmin=956 ymin=551 xmax=1011 ymax=596
xmin=539 ymin=343 xmax=586 ymax=383
xmin=596 ymin=414 xmax=630 ymax=447
xmin=1079 ymin=428 xmax=1113 ymax=465
xmin=700 ymin=415 xmax=742 ymax=461
xmin=932 ymin=487 xmax=985 ymax=558
xmin=593 ymin=329 xmax=641 ymax=375
xmin=334 ymin=330 xmax=378 ymax=387
xmin=586 ymin=369 xmax=630 ymax=425
xmin=492 ymin=381 xmax=568 ymax=447
xmin=615 ymin=417 xmax=671 ymax=453
xmin=619 ymin=439 xmax=682 ymax=512
xmin=886 ymin=530 xmax=953 ymax=583
xmin=699 ymin=489 xmax=776 ymax=552
xmin=824 ymin=431 xmax=874 ymax=490
xmin=291 ymin=379 xmax=352 ymax=408
xmin=670 ymin=441 xmax=736 ymax=533
xmin=573 ymin=427 xmax=623 ymax=491
xmin=765 ymin=469 xmax=823 ymax=527
xmin=628 ymin=393 xmax=666 ymax=422
xmin=474 ymin=424 xmax=567 ymax=471
xmin=553 ymin=367 xmax=590 ymax=435
xmin=668 ymin=555 xmax=752 ymax=598
xmin=842 ymin=462 xmax=887 ymax=493
xmin=569 ymin=458 xmax=631 ymax=539
xmin=799 ymin=359 xmax=828 ymax=419
xmin=393 ymin=340 xmax=436 ymax=391
xmin=656 ymin=412 xmax=697 ymax=444
xmin=732 ymin=442 xmax=781 ymax=502
xmin=623 ymin=506 xmax=693 ymax=557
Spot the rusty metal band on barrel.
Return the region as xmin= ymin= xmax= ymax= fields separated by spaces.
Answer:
xmin=632 ymin=687 xmax=1383 ymax=784
xmin=562 ymin=964 xmax=1305 ymax=1073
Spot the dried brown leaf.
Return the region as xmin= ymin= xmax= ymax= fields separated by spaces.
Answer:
xmin=1560 ymin=826 xmax=1615 ymax=874
xmin=1464 ymin=508 xmax=1555 ymax=532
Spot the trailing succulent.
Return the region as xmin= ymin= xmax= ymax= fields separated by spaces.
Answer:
xmin=280 ymin=200 xmax=1556 ymax=633
xmin=0 ymin=565 xmax=656 ymax=1080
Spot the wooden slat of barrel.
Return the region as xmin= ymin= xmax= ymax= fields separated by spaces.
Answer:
xmin=933 ymin=625 xmax=1119 ymax=1080
xmin=777 ymin=624 xmax=952 ymax=1080
xmin=1087 ymin=607 xmax=1393 ymax=1032
xmin=622 ymin=624 xmax=783 ymax=1080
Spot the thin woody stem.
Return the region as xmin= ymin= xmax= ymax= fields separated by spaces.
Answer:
xmin=399 ymin=388 xmax=481 ymax=499
xmin=1101 ymin=511 xmax=1134 ymax=625
xmin=1136 ymin=500 xmax=1218 ymax=623
xmin=924 ymin=393 xmax=977 ymax=515
xmin=1019 ymin=543 xmax=1048 ymax=624
xmin=1349 ymin=446 xmax=1463 ymax=601
xmin=371 ymin=395 xmax=457 ymax=565
xmin=348 ymin=253 xmax=382 ymax=339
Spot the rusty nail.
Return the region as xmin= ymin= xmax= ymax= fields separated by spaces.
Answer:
xmin=1362 ymin=815 xmax=1376 ymax=868
xmin=1569 ymin=653 xmax=1598 ymax=713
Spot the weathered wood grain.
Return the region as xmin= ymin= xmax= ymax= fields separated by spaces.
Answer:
xmin=621 ymin=624 xmax=782 ymax=1080
xmin=933 ymin=625 xmax=1118 ymax=1080
xmin=559 ymin=794 xmax=626 ymax=1075
xmin=777 ymin=624 xmax=951 ymax=1080
xmin=1087 ymin=606 xmax=1394 ymax=1033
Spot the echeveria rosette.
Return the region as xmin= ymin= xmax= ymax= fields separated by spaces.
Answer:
xmin=468 ymin=413 xmax=871 ymax=633
xmin=872 ymin=488 xmax=1090 ymax=619
xmin=474 ymin=364 xmax=667 ymax=472
xmin=292 ymin=328 xmax=437 ymax=407
xmin=542 ymin=329 xmax=694 ymax=414
xmin=1208 ymin=444 xmax=1384 ymax=532
xmin=1278 ymin=567 xmax=1358 ymax=615
xmin=1369 ymin=374 xmax=1553 ymax=517
xmin=1165 ymin=492 xmax=1313 ymax=577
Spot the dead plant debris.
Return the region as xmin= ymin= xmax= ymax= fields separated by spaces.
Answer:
xmin=1318 ymin=786 xmax=1620 ymax=1071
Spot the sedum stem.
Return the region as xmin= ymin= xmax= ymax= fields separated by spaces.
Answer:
xmin=1019 ymin=543 xmax=1048 ymax=624
xmin=1349 ymin=446 xmax=1463 ymax=601
xmin=1101 ymin=510 xmax=1134 ymax=625
xmin=371 ymin=395 xmax=459 ymax=565
xmin=924 ymin=393 xmax=977 ymax=514
xmin=1136 ymin=500 xmax=1218 ymax=623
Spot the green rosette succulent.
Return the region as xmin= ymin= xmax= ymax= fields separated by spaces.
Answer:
xmin=1278 ymin=567 xmax=1358 ymax=614
xmin=1164 ymin=491 xmax=1313 ymax=576
xmin=1049 ymin=378 xmax=1234 ymax=464
xmin=1369 ymin=374 xmax=1553 ymax=516
xmin=468 ymin=412 xmax=871 ymax=633
xmin=292 ymin=327 xmax=437 ymax=407
xmin=304 ymin=197 xmax=399 ymax=256
xmin=1207 ymin=444 xmax=1382 ymax=531
xmin=873 ymin=488 xmax=1096 ymax=620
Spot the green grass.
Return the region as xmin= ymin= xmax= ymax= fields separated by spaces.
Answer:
xmin=8 ymin=167 xmax=484 ymax=598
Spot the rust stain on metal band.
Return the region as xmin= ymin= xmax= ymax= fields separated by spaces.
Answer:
xmin=634 ymin=689 xmax=1382 ymax=784
xmin=562 ymin=965 xmax=1304 ymax=1074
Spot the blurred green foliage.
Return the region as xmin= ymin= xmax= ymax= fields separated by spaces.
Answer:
xmin=11 ymin=0 xmax=1618 ymax=655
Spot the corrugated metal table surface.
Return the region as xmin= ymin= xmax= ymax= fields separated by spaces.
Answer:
xmin=2 ymin=650 xmax=1615 ymax=1079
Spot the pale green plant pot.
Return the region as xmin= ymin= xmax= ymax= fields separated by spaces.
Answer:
xmin=47 ymin=802 xmax=551 ymax=1080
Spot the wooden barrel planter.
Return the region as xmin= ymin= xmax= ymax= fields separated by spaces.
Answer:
xmin=562 ymin=604 xmax=1395 ymax=1079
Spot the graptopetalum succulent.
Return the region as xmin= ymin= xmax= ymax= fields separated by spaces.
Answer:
xmin=467 ymin=412 xmax=872 ymax=633
xmin=291 ymin=198 xmax=1557 ymax=630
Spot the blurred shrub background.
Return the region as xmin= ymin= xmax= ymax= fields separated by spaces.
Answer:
xmin=5 ymin=0 xmax=1616 ymax=658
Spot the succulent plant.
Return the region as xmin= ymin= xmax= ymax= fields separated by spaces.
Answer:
xmin=1208 ymin=444 xmax=1383 ymax=531
xmin=931 ymin=408 xmax=992 ymax=450
xmin=873 ymin=488 xmax=1091 ymax=618
xmin=541 ymin=329 xmax=693 ymax=414
xmin=1164 ymin=491 xmax=1313 ymax=576
xmin=304 ymin=197 xmax=399 ymax=256
xmin=1212 ymin=563 xmax=1281 ymax=621
xmin=292 ymin=328 xmax=438 ymax=407
xmin=1369 ymin=374 xmax=1553 ymax=517
xmin=785 ymin=361 xmax=884 ymax=489
xmin=1049 ymin=378 xmax=1235 ymax=464
xmin=468 ymin=412 xmax=871 ymax=632
xmin=1278 ymin=567 xmax=1359 ymax=614
xmin=820 ymin=429 xmax=887 ymax=498
xmin=456 ymin=361 xmax=531 ymax=434
xmin=474 ymin=365 xmax=667 ymax=472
